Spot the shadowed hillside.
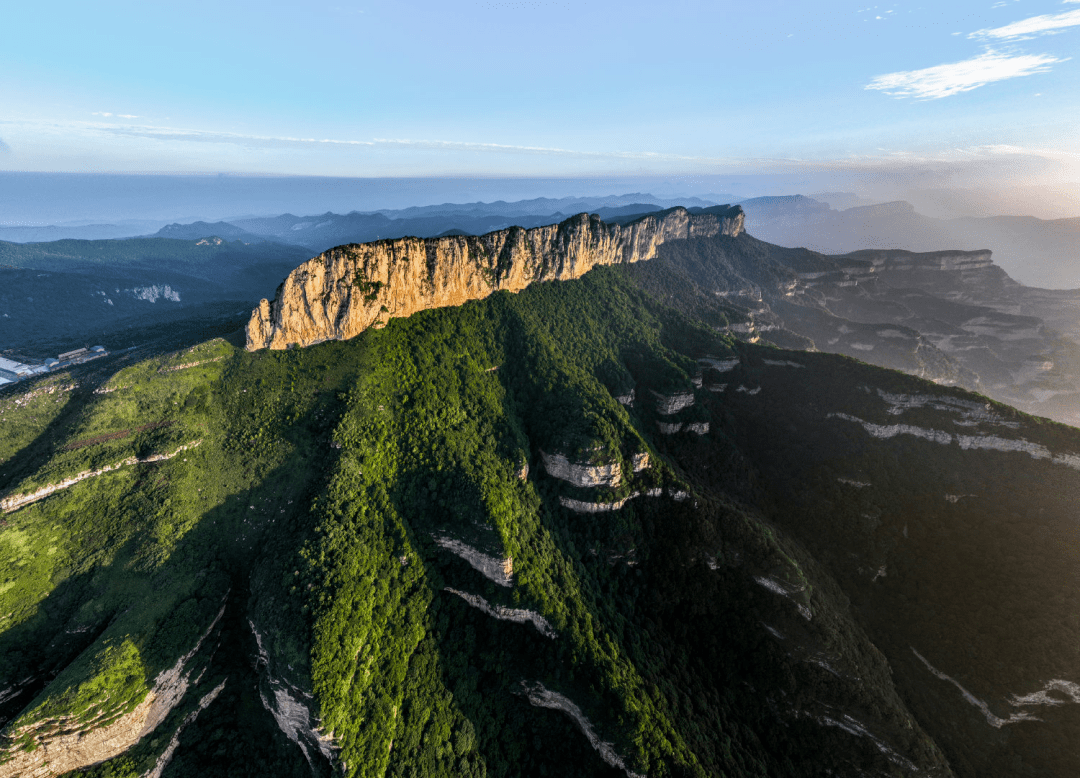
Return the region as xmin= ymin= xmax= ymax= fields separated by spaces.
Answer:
xmin=0 ymin=218 xmax=1076 ymax=777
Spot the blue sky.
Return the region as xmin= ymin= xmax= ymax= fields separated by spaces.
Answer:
xmin=2 ymin=0 xmax=1078 ymax=192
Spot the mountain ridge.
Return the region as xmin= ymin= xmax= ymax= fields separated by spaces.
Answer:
xmin=245 ymin=206 xmax=745 ymax=351
xmin=741 ymin=195 xmax=1080 ymax=289
xmin=240 ymin=205 xmax=1080 ymax=426
xmin=1 ymin=231 xmax=1078 ymax=777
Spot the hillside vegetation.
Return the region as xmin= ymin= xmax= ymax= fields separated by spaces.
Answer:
xmin=0 ymin=256 xmax=1076 ymax=777
xmin=0 ymin=237 xmax=309 ymax=353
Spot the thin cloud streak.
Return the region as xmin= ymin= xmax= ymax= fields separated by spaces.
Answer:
xmin=93 ymin=123 xmax=740 ymax=163
xmin=970 ymin=9 xmax=1080 ymax=40
xmin=97 ymin=125 xmax=376 ymax=150
xmin=4 ymin=118 xmax=1077 ymax=185
xmin=28 ymin=119 xmax=1080 ymax=173
xmin=866 ymin=51 xmax=1063 ymax=99
xmin=100 ymin=123 xmax=1070 ymax=171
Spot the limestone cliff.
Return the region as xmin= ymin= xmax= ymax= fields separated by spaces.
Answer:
xmin=246 ymin=206 xmax=744 ymax=350
xmin=845 ymin=248 xmax=995 ymax=274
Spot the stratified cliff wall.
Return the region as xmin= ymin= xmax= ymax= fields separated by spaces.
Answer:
xmin=246 ymin=206 xmax=744 ymax=350
xmin=845 ymin=248 xmax=996 ymax=273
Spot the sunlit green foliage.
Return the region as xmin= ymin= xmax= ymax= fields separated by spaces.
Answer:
xmin=2 ymin=265 xmax=955 ymax=777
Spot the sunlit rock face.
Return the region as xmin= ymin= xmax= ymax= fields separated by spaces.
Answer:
xmin=540 ymin=451 xmax=623 ymax=489
xmin=246 ymin=207 xmax=744 ymax=350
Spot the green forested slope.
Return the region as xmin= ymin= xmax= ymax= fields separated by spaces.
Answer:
xmin=3 ymin=259 xmax=1073 ymax=777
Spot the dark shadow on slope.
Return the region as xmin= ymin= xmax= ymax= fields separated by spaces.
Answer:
xmin=481 ymin=285 xmax=950 ymax=776
xmin=380 ymin=460 xmax=626 ymax=775
xmin=156 ymin=572 xmax=328 ymax=778
xmin=429 ymin=592 xmax=626 ymax=778
xmin=0 ymin=364 xmax=129 ymax=497
xmin=690 ymin=344 xmax=1080 ymax=778
xmin=0 ymin=545 xmax=135 ymax=730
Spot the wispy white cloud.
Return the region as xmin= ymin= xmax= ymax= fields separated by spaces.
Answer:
xmin=92 ymin=111 xmax=139 ymax=119
xmin=67 ymin=120 xmax=1080 ymax=172
xmin=970 ymin=9 xmax=1080 ymax=40
xmin=93 ymin=122 xmax=735 ymax=163
xmin=6 ymin=116 xmax=1076 ymax=187
xmin=96 ymin=124 xmax=376 ymax=149
xmin=866 ymin=50 xmax=1064 ymax=99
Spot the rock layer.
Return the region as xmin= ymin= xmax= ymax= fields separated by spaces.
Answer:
xmin=1 ymin=441 xmax=203 ymax=514
xmin=0 ymin=601 xmax=225 ymax=778
xmin=517 ymin=681 xmax=645 ymax=778
xmin=445 ymin=588 xmax=557 ymax=639
xmin=540 ymin=451 xmax=623 ymax=488
xmin=246 ymin=206 xmax=744 ymax=350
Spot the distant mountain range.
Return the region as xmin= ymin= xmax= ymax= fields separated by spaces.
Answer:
xmin=0 ymin=221 xmax=166 ymax=243
xmin=198 ymin=196 xmax=714 ymax=255
xmin=7 ymin=198 xmax=1080 ymax=428
xmin=0 ymin=194 xmax=716 ymax=250
xmin=630 ymin=232 xmax=1080 ymax=426
xmin=740 ymin=195 xmax=1080 ymax=289
xmin=7 ymin=192 xmax=1078 ymax=292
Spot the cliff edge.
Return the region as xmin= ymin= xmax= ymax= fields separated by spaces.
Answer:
xmin=245 ymin=206 xmax=744 ymax=350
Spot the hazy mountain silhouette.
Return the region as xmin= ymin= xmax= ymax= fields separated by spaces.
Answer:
xmin=741 ymin=196 xmax=1080 ymax=289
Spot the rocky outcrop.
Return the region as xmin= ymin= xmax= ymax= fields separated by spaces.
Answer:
xmin=143 ymin=680 xmax=227 ymax=778
xmin=246 ymin=207 xmax=744 ymax=350
xmin=445 ymin=588 xmax=556 ymax=639
xmin=158 ymin=355 xmax=226 ymax=373
xmin=0 ymin=693 xmax=163 ymax=778
xmin=754 ymin=576 xmax=812 ymax=620
xmin=540 ymin=451 xmax=622 ymax=488
xmin=651 ymin=390 xmax=695 ymax=416
xmin=657 ymin=421 xmax=709 ymax=435
xmin=250 ymin=621 xmax=338 ymax=769
xmin=560 ymin=493 xmax=640 ymax=514
xmin=828 ymin=411 xmax=1080 ymax=471
xmin=848 ymin=248 xmax=995 ymax=274
xmin=1 ymin=441 xmax=203 ymax=514
xmin=0 ymin=600 xmax=225 ymax=778
xmin=433 ymin=536 xmax=514 ymax=587
xmin=699 ymin=357 xmax=740 ymax=372
xmin=517 ymin=682 xmax=644 ymax=778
